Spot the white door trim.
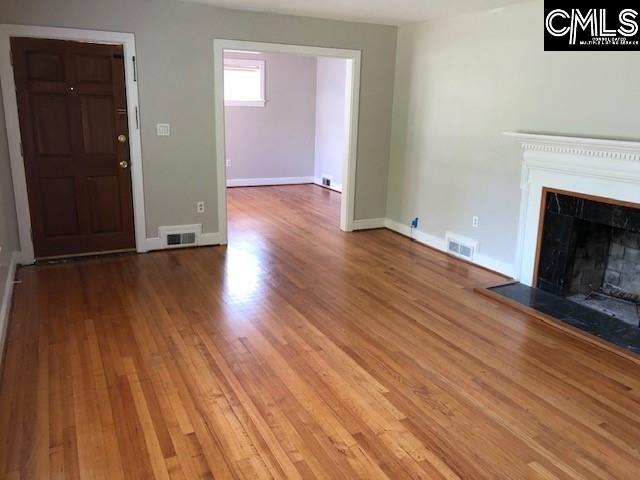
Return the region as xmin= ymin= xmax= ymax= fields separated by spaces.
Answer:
xmin=213 ymin=39 xmax=361 ymax=244
xmin=0 ymin=24 xmax=147 ymax=264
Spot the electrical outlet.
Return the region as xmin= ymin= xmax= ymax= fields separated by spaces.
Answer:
xmin=411 ymin=217 xmax=419 ymax=229
xmin=197 ymin=201 xmax=205 ymax=213
xmin=472 ymin=216 xmax=479 ymax=228
xmin=226 ymin=158 xmax=231 ymax=167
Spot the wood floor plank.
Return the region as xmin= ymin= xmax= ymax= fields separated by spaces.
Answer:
xmin=1 ymin=184 xmax=639 ymax=479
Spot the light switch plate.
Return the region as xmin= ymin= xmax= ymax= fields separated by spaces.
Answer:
xmin=156 ymin=123 xmax=170 ymax=136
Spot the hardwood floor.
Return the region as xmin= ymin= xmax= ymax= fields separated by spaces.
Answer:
xmin=1 ymin=184 xmax=639 ymax=479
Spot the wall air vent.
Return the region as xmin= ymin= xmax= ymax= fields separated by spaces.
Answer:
xmin=322 ymin=175 xmax=332 ymax=187
xmin=159 ymin=224 xmax=202 ymax=248
xmin=445 ymin=232 xmax=478 ymax=261
xmin=166 ymin=232 xmax=196 ymax=246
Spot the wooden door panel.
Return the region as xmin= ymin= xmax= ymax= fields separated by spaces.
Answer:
xmin=75 ymin=55 xmax=112 ymax=83
xmin=31 ymin=93 xmax=72 ymax=156
xmin=80 ymin=95 xmax=116 ymax=155
xmin=12 ymin=37 xmax=135 ymax=258
xmin=26 ymin=51 xmax=65 ymax=82
xmin=87 ymin=176 xmax=122 ymax=233
xmin=32 ymin=157 xmax=75 ymax=177
xmin=39 ymin=177 xmax=80 ymax=236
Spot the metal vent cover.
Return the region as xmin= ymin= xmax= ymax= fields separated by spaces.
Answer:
xmin=166 ymin=232 xmax=196 ymax=246
xmin=445 ymin=232 xmax=477 ymax=261
xmin=448 ymin=240 xmax=461 ymax=255
xmin=159 ymin=224 xmax=202 ymax=248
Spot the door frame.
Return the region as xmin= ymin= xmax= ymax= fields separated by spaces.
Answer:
xmin=213 ymin=39 xmax=361 ymax=243
xmin=0 ymin=24 xmax=147 ymax=264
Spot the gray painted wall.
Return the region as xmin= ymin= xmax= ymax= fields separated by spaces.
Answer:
xmin=387 ymin=0 xmax=640 ymax=272
xmin=314 ymin=56 xmax=348 ymax=191
xmin=224 ymin=52 xmax=317 ymax=181
xmin=0 ymin=84 xmax=19 ymax=307
xmin=0 ymin=0 xmax=396 ymax=238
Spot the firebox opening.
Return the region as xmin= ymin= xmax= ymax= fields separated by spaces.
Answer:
xmin=537 ymin=191 xmax=640 ymax=327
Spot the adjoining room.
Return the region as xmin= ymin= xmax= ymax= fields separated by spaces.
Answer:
xmin=221 ymin=48 xmax=352 ymax=238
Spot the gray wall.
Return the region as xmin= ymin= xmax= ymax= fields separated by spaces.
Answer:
xmin=314 ymin=56 xmax=348 ymax=191
xmin=0 ymin=0 xmax=397 ymax=237
xmin=0 ymin=84 xmax=19 ymax=303
xmin=225 ymin=52 xmax=317 ymax=181
xmin=387 ymin=0 xmax=640 ymax=271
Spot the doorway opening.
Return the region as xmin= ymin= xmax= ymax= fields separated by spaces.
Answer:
xmin=213 ymin=40 xmax=361 ymax=244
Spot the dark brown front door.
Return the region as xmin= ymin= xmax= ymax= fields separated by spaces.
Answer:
xmin=11 ymin=37 xmax=135 ymax=259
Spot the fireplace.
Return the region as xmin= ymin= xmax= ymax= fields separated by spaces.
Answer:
xmin=489 ymin=133 xmax=640 ymax=355
xmin=536 ymin=190 xmax=640 ymax=327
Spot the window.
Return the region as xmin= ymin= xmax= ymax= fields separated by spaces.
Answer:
xmin=223 ymin=58 xmax=265 ymax=107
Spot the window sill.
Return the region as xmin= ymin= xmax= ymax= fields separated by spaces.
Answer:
xmin=224 ymin=100 xmax=266 ymax=107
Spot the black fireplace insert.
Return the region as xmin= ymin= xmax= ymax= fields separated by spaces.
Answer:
xmin=490 ymin=189 xmax=640 ymax=354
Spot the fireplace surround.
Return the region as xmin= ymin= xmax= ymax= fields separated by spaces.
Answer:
xmin=506 ymin=132 xmax=640 ymax=287
xmin=493 ymin=133 xmax=640 ymax=354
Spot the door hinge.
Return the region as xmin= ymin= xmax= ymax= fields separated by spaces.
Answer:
xmin=10 ymin=48 xmax=13 ymax=66
xmin=135 ymin=106 xmax=139 ymax=130
xmin=19 ymin=142 xmax=23 ymax=157
xmin=132 ymin=56 xmax=137 ymax=82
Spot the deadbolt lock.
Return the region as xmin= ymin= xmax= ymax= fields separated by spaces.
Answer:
xmin=117 ymin=134 xmax=127 ymax=143
xmin=119 ymin=160 xmax=129 ymax=169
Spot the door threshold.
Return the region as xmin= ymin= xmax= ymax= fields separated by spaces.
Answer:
xmin=35 ymin=248 xmax=136 ymax=264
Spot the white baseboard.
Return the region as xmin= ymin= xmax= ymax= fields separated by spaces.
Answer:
xmin=199 ymin=232 xmax=222 ymax=246
xmin=144 ymin=238 xmax=161 ymax=251
xmin=227 ymin=176 xmax=314 ymax=187
xmin=313 ymin=178 xmax=343 ymax=193
xmin=384 ymin=218 xmax=446 ymax=249
xmin=0 ymin=250 xmax=19 ymax=367
xmin=384 ymin=218 xmax=515 ymax=278
xmin=352 ymin=218 xmax=386 ymax=230
xmin=17 ymin=250 xmax=35 ymax=265
xmin=473 ymin=252 xmax=516 ymax=279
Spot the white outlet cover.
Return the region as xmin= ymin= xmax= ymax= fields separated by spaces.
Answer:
xmin=156 ymin=123 xmax=170 ymax=136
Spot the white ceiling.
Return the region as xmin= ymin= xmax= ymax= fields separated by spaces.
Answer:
xmin=181 ymin=0 xmax=530 ymax=25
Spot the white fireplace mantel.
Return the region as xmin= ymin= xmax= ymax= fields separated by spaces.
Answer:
xmin=505 ymin=132 xmax=640 ymax=285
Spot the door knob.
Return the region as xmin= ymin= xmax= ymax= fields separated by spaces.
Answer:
xmin=117 ymin=134 xmax=127 ymax=143
xmin=119 ymin=160 xmax=129 ymax=169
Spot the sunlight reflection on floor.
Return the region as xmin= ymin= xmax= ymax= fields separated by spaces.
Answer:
xmin=223 ymin=245 xmax=265 ymax=304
